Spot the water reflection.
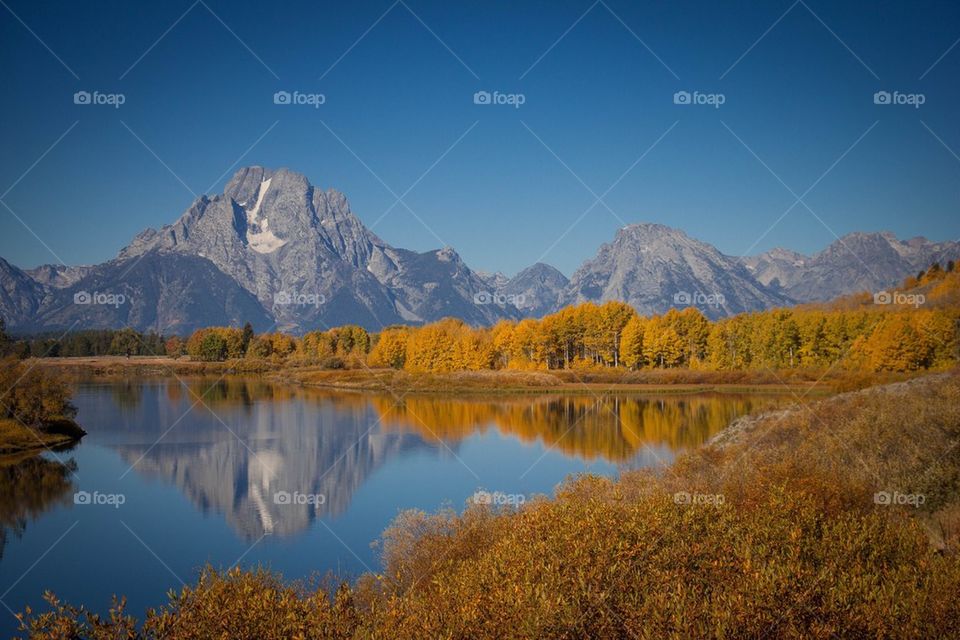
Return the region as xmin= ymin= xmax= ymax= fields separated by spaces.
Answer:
xmin=104 ymin=381 xmax=427 ymax=540
xmin=0 ymin=380 xmax=799 ymax=640
xmin=372 ymin=394 xmax=775 ymax=461
xmin=0 ymin=452 xmax=77 ymax=560
xmin=83 ymin=379 xmax=790 ymax=541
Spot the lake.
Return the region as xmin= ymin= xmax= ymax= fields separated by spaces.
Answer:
xmin=0 ymin=378 xmax=794 ymax=636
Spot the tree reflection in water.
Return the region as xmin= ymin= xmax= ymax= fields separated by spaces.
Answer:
xmin=0 ymin=451 xmax=77 ymax=560
xmin=370 ymin=394 xmax=786 ymax=461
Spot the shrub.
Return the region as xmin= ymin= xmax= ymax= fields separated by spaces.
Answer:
xmin=0 ymin=358 xmax=76 ymax=427
xmin=185 ymin=328 xmax=245 ymax=361
xmin=164 ymin=336 xmax=186 ymax=358
xmin=18 ymin=568 xmax=359 ymax=640
xmin=368 ymin=328 xmax=409 ymax=369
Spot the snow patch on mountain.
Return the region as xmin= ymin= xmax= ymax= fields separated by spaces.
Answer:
xmin=244 ymin=178 xmax=286 ymax=254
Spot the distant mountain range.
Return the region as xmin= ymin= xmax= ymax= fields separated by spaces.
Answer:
xmin=741 ymin=233 xmax=960 ymax=302
xmin=1 ymin=167 xmax=957 ymax=335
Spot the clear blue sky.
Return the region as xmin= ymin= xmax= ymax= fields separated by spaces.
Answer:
xmin=1 ymin=0 xmax=958 ymax=276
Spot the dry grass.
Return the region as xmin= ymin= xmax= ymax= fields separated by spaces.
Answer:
xmin=26 ymin=356 xmax=259 ymax=380
xmin=672 ymin=370 xmax=960 ymax=550
xmin=0 ymin=419 xmax=80 ymax=455
xmin=291 ymin=368 xmax=564 ymax=393
xmin=286 ymin=366 xmax=877 ymax=396
xmin=28 ymin=356 xmax=913 ymax=394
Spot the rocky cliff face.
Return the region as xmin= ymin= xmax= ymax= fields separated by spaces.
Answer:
xmin=560 ymin=224 xmax=790 ymax=319
xmin=118 ymin=166 xmax=523 ymax=331
xmin=496 ymin=263 xmax=569 ymax=317
xmin=30 ymin=253 xmax=273 ymax=335
xmin=740 ymin=248 xmax=807 ymax=292
xmin=0 ymin=258 xmax=44 ymax=323
xmin=24 ymin=264 xmax=94 ymax=289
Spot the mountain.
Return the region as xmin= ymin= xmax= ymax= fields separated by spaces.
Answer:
xmin=739 ymin=248 xmax=806 ymax=292
xmin=29 ymin=253 xmax=273 ymax=335
xmin=2 ymin=166 xmax=958 ymax=333
xmin=0 ymin=258 xmax=44 ymax=323
xmin=495 ymin=263 xmax=569 ymax=317
xmin=24 ymin=264 xmax=94 ymax=289
xmin=559 ymin=224 xmax=790 ymax=319
xmin=2 ymin=167 xmax=521 ymax=334
xmin=745 ymin=233 xmax=960 ymax=302
xmin=476 ymin=270 xmax=510 ymax=290
xmin=116 ymin=166 xmax=521 ymax=331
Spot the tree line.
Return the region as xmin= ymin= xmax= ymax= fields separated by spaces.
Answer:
xmin=180 ymin=284 xmax=958 ymax=374
xmin=363 ymin=304 xmax=957 ymax=373
xmin=0 ymin=324 xmax=168 ymax=359
xmin=3 ymin=262 xmax=958 ymax=373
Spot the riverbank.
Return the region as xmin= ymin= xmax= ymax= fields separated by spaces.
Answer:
xmin=0 ymin=418 xmax=85 ymax=456
xmin=0 ymin=359 xmax=86 ymax=456
xmin=27 ymin=355 xmax=912 ymax=395
xmin=285 ymin=367 xmax=838 ymax=395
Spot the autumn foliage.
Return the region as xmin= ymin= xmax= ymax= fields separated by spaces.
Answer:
xmin=0 ymin=359 xmax=84 ymax=454
xmin=175 ymin=264 xmax=960 ymax=374
xmin=0 ymin=359 xmax=76 ymax=428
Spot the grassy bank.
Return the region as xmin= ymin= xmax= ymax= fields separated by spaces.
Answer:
xmin=18 ymin=370 xmax=960 ymax=638
xmin=287 ymin=366 xmax=858 ymax=395
xmin=28 ymin=355 xmax=917 ymax=395
xmin=24 ymin=355 xmax=246 ymax=378
xmin=0 ymin=419 xmax=84 ymax=456
xmin=0 ymin=360 xmax=85 ymax=456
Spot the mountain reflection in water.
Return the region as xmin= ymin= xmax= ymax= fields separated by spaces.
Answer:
xmin=82 ymin=379 xmax=790 ymax=540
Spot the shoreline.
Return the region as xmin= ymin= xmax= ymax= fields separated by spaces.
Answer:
xmin=0 ymin=417 xmax=86 ymax=457
xmin=283 ymin=371 xmax=825 ymax=396
xmin=23 ymin=355 xmax=916 ymax=395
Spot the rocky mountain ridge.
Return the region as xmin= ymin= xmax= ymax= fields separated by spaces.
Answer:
xmin=560 ymin=224 xmax=791 ymax=320
xmin=1 ymin=166 xmax=957 ymax=334
xmin=744 ymin=232 xmax=960 ymax=302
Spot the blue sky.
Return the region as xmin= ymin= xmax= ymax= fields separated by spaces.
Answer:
xmin=1 ymin=0 xmax=959 ymax=276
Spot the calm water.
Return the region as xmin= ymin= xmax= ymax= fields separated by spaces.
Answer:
xmin=0 ymin=379 xmax=793 ymax=636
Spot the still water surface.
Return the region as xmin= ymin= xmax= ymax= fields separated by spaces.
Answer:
xmin=0 ymin=379 xmax=793 ymax=636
